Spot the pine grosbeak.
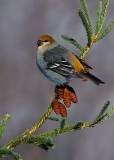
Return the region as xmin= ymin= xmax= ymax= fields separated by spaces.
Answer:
xmin=36 ymin=35 xmax=104 ymax=86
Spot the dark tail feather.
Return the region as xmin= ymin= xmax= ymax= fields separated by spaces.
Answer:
xmin=81 ymin=72 xmax=105 ymax=85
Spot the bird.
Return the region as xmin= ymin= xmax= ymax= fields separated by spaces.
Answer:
xmin=36 ymin=34 xmax=104 ymax=86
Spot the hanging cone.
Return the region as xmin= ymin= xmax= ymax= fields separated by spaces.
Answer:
xmin=63 ymin=88 xmax=71 ymax=108
xmin=66 ymin=85 xmax=78 ymax=103
xmin=52 ymin=98 xmax=60 ymax=115
xmin=55 ymin=86 xmax=64 ymax=100
xmin=69 ymin=91 xmax=78 ymax=103
xmin=59 ymin=103 xmax=67 ymax=118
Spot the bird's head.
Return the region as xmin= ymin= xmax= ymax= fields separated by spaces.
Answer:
xmin=37 ymin=35 xmax=57 ymax=53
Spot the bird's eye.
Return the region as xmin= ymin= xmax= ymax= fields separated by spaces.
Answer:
xmin=44 ymin=40 xmax=48 ymax=42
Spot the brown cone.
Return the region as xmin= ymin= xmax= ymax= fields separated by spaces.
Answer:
xmin=69 ymin=91 xmax=78 ymax=103
xmin=63 ymin=88 xmax=71 ymax=108
xmin=56 ymin=87 xmax=64 ymax=100
xmin=52 ymin=98 xmax=60 ymax=115
xmin=59 ymin=103 xmax=67 ymax=118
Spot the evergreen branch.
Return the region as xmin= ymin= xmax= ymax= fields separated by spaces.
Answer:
xmin=3 ymin=135 xmax=54 ymax=150
xmin=2 ymin=100 xmax=113 ymax=152
xmin=94 ymin=100 xmax=110 ymax=122
xmin=87 ymin=101 xmax=110 ymax=126
xmin=25 ymin=97 xmax=54 ymax=136
xmin=38 ymin=102 xmax=114 ymax=138
xmin=38 ymin=121 xmax=84 ymax=138
xmin=96 ymin=107 xmax=114 ymax=124
xmin=79 ymin=45 xmax=89 ymax=59
xmin=61 ymin=35 xmax=84 ymax=51
xmin=95 ymin=1 xmax=102 ymax=35
xmin=96 ymin=0 xmax=109 ymax=37
xmin=80 ymin=0 xmax=93 ymax=35
xmin=74 ymin=120 xmax=84 ymax=130
xmin=3 ymin=96 xmax=54 ymax=149
xmin=62 ymin=0 xmax=113 ymax=60
xmin=38 ymin=137 xmax=54 ymax=150
xmin=83 ymin=104 xmax=114 ymax=127
xmin=0 ymin=148 xmax=22 ymax=160
xmin=1 ymin=101 xmax=114 ymax=156
xmin=78 ymin=9 xmax=92 ymax=46
xmin=102 ymin=0 xmax=109 ymax=23
xmin=60 ymin=118 xmax=67 ymax=129
xmin=48 ymin=116 xmax=60 ymax=122
xmin=0 ymin=114 xmax=12 ymax=142
xmin=95 ymin=21 xmax=114 ymax=42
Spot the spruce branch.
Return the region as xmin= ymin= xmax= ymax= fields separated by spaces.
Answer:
xmin=0 ymin=148 xmax=22 ymax=160
xmin=96 ymin=0 xmax=109 ymax=37
xmin=95 ymin=1 xmax=102 ymax=35
xmin=48 ymin=116 xmax=60 ymax=122
xmin=38 ymin=121 xmax=84 ymax=138
xmin=4 ymin=135 xmax=54 ymax=150
xmin=96 ymin=107 xmax=114 ymax=124
xmin=61 ymin=35 xmax=84 ymax=51
xmin=61 ymin=0 xmax=113 ymax=60
xmin=80 ymin=0 xmax=93 ymax=35
xmin=3 ymin=96 xmax=54 ymax=150
xmin=78 ymin=9 xmax=92 ymax=46
xmin=95 ymin=21 xmax=114 ymax=42
xmin=60 ymin=118 xmax=67 ymax=129
xmin=1 ymin=101 xmax=113 ymax=153
xmin=0 ymin=114 xmax=12 ymax=142
xmin=94 ymin=100 xmax=110 ymax=122
xmin=0 ymin=97 xmax=114 ymax=158
xmin=25 ymin=96 xmax=54 ymax=136
xmin=38 ymin=102 xmax=114 ymax=138
xmin=38 ymin=102 xmax=113 ymax=138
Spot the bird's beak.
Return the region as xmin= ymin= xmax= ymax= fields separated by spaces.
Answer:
xmin=37 ymin=40 xmax=42 ymax=47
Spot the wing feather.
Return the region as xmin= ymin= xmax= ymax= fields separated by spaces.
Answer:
xmin=47 ymin=58 xmax=75 ymax=76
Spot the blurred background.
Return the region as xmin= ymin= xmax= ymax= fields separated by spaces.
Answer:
xmin=0 ymin=0 xmax=114 ymax=159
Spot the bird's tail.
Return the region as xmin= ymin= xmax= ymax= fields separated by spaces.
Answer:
xmin=81 ymin=72 xmax=105 ymax=85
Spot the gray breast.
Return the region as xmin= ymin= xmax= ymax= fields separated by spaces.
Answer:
xmin=36 ymin=45 xmax=71 ymax=85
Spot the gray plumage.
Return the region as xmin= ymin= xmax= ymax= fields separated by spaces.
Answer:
xmin=36 ymin=43 xmax=104 ymax=85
